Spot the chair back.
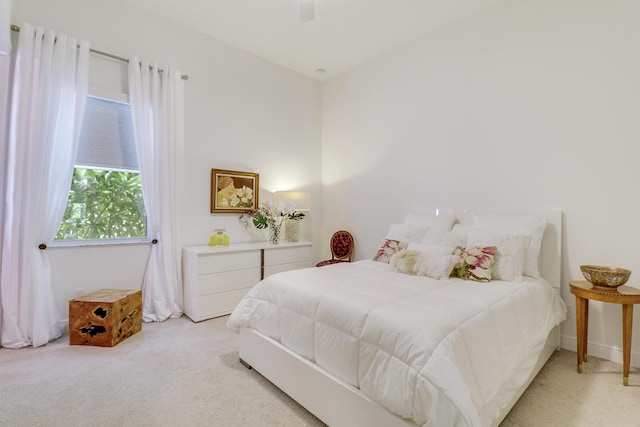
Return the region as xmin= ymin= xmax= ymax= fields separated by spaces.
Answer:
xmin=330 ymin=230 xmax=354 ymax=262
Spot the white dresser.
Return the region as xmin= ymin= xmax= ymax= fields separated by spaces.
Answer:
xmin=182 ymin=241 xmax=312 ymax=322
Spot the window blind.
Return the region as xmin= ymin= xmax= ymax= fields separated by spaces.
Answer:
xmin=76 ymin=96 xmax=139 ymax=171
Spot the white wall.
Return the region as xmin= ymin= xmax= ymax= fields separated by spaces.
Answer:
xmin=322 ymin=0 xmax=640 ymax=365
xmin=12 ymin=0 xmax=322 ymax=320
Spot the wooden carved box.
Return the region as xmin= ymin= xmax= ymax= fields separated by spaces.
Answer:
xmin=69 ymin=289 xmax=142 ymax=347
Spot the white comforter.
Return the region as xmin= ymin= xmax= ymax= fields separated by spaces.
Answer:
xmin=227 ymin=260 xmax=566 ymax=427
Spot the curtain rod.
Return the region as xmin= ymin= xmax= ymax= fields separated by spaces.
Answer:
xmin=10 ymin=25 xmax=189 ymax=81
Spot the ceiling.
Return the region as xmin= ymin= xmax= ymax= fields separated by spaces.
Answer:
xmin=120 ymin=0 xmax=504 ymax=81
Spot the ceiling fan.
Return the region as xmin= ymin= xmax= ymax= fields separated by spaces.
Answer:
xmin=300 ymin=0 xmax=315 ymax=22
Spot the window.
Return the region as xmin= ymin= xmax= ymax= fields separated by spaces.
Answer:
xmin=55 ymin=96 xmax=147 ymax=241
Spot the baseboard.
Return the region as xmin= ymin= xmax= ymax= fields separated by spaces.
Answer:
xmin=561 ymin=335 xmax=640 ymax=368
xmin=61 ymin=319 xmax=69 ymax=336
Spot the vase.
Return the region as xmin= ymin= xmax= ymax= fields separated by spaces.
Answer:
xmin=269 ymin=223 xmax=281 ymax=244
xmin=284 ymin=220 xmax=300 ymax=242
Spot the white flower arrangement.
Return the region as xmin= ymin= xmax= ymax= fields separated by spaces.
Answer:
xmin=240 ymin=200 xmax=304 ymax=231
xmin=239 ymin=199 xmax=305 ymax=243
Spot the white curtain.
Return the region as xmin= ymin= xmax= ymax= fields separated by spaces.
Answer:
xmin=0 ymin=23 xmax=89 ymax=348
xmin=0 ymin=0 xmax=11 ymax=342
xmin=0 ymin=0 xmax=11 ymax=55
xmin=128 ymin=57 xmax=184 ymax=322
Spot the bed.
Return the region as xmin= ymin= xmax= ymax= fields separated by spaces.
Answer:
xmin=227 ymin=209 xmax=567 ymax=427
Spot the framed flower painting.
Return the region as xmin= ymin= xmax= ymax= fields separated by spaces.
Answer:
xmin=211 ymin=169 xmax=259 ymax=213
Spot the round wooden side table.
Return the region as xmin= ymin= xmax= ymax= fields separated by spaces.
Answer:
xmin=569 ymin=280 xmax=640 ymax=386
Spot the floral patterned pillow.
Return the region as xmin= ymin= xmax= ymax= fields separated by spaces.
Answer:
xmin=466 ymin=229 xmax=531 ymax=282
xmin=450 ymin=245 xmax=497 ymax=282
xmin=373 ymin=239 xmax=408 ymax=263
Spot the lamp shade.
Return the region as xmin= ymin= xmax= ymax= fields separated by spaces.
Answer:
xmin=274 ymin=191 xmax=311 ymax=211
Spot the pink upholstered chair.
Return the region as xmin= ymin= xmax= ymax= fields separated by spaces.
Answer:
xmin=316 ymin=230 xmax=355 ymax=267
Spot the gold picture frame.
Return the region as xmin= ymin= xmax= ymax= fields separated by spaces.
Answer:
xmin=211 ymin=169 xmax=259 ymax=213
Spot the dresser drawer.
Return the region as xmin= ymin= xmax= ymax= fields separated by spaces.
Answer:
xmin=264 ymin=245 xmax=311 ymax=266
xmin=196 ymin=250 xmax=260 ymax=275
xmin=264 ymin=260 xmax=312 ymax=278
xmin=196 ymin=268 xmax=261 ymax=296
xmin=193 ymin=288 xmax=252 ymax=320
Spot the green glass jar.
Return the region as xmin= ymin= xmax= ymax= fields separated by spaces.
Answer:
xmin=209 ymin=228 xmax=229 ymax=246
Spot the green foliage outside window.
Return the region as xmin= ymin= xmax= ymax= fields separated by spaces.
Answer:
xmin=55 ymin=168 xmax=147 ymax=240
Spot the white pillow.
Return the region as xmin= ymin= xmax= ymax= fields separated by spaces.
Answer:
xmin=420 ymin=229 xmax=466 ymax=248
xmin=404 ymin=213 xmax=456 ymax=231
xmin=467 ymin=228 xmax=531 ymax=282
xmin=385 ymin=223 xmax=428 ymax=243
xmin=389 ymin=250 xmax=457 ymax=280
xmin=451 ymin=224 xmax=471 ymax=240
xmin=472 ymin=213 xmax=547 ymax=278
xmin=407 ymin=242 xmax=455 ymax=255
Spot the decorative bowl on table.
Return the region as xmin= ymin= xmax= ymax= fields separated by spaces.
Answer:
xmin=580 ymin=265 xmax=631 ymax=289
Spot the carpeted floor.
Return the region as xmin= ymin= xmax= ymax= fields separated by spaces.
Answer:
xmin=501 ymin=345 xmax=640 ymax=426
xmin=1 ymin=315 xmax=639 ymax=426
